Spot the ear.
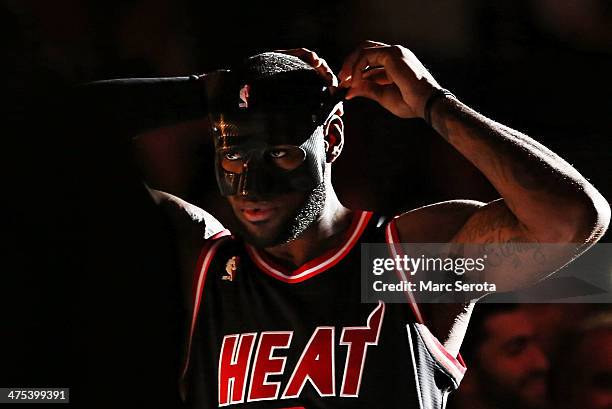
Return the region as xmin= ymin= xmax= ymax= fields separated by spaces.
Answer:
xmin=323 ymin=114 xmax=344 ymax=163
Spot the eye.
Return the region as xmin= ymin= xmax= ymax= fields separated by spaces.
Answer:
xmin=224 ymin=151 xmax=243 ymax=161
xmin=265 ymin=146 xmax=306 ymax=171
xmin=268 ymin=149 xmax=288 ymax=159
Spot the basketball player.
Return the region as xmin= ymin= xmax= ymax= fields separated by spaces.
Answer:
xmin=89 ymin=40 xmax=609 ymax=408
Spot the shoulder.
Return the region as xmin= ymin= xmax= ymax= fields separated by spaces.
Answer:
xmin=146 ymin=185 xmax=225 ymax=239
xmin=392 ymin=200 xmax=486 ymax=242
xmin=146 ymin=186 xmax=231 ymax=309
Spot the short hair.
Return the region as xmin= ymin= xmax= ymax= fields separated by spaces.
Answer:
xmin=239 ymin=52 xmax=318 ymax=81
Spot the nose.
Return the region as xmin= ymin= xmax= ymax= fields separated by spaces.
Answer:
xmin=237 ymin=157 xmax=264 ymax=198
xmin=528 ymin=345 xmax=549 ymax=372
xmin=238 ymin=160 xmax=250 ymax=197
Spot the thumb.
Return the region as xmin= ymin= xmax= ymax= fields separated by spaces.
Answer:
xmin=345 ymin=80 xmax=384 ymax=101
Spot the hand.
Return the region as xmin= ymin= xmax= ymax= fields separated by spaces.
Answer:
xmin=338 ymin=41 xmax=441 ymax=119
xmin=274 ymin=47 xmax=338 ymax=87
xmin=274 ymin=47 xmax=343 ymax=116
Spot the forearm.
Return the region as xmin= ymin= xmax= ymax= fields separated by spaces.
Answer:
xmin=429 ymin=95 xmax=610 ymax=243
xmin=75 ymin=76 xmax=207 ymax=139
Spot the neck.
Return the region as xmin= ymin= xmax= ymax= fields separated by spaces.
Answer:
xmin=263 ymin=185 xmax=352 ymax=270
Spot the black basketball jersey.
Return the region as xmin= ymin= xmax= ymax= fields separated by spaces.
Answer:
xmin=179 ymin=210 xmax=466 ymax=409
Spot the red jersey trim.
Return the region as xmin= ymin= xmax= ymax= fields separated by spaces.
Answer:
xmin=386 ymin=218 xmax=467 ymax=383
xmin=179 ymin=231 xmax=231 ymax=402
xmin=245 ymin=210 xmax=373 ymax=284
xmin=414 ymin=323 xmax=467 ymax=383
xmin=210 ymin=229 xmax=232 ymax=241
xmin=384 ymin=218 xmax=424 ymax=324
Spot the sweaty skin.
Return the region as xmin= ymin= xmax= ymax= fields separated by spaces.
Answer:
xmin=151 ymin=42 xmax=609 ymax=358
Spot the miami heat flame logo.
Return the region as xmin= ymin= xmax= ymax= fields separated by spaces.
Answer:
xmin=217 ymin=301 xmax=386 ymax=405
xmin=223 ymin=256 xmax=239 ymax=281
xmin=239 ymin=84 xmax=250 ymax=108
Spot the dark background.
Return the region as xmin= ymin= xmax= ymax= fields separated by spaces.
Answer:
xmin=2 ymin=0 xmax=611 ymax=407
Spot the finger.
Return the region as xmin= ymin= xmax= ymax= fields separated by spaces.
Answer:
xmin=274 ymin=48 xmax=337 ymax=86
xmin=351 ymin=46 xmax=396 ymax=84
xmin=361 ymin=67 xmax=393 ymax=85
xmin=338 ymin=40 xmax=388 ymax=84
xmin=275 ymin=47 xmax=317 ymax=61
xmin=315 ymin=57 xmax=338 ymax=86
xmin=345 ymin=80 xmax=387 ymax=101
xmin=338 ymin=40 xmax=387 ymax=81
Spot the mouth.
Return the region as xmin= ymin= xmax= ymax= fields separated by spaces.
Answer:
xmin=240 ymin=203 xmax=278 ymax=223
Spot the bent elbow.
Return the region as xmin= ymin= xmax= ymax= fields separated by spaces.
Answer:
xmin=568 ymin=187 xmax=610 ymax=244
xmin=530 ymin=186 xmax=610 ymax=245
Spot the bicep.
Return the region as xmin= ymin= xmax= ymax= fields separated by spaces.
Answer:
xmin=393 ymin=199 xmax=487 ymax=242
xmin=145 ymin=185 xmax=224 ymax=239
xmin=450 ymin=198 xmax=579 ymax=292
xmin=145 ymin=186 xmax=226 ymax=308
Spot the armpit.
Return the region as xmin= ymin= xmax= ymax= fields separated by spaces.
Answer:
xmin=145 ymin=185 xmax=225 ymax=239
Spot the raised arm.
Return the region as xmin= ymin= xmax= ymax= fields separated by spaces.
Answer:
xmin=338 ymin=41 xmax=610 ymax=291
xmin=76 ymin=76 xmax=208 ymax=138
xmin=75 ymin=76 xmax=224 ymax=303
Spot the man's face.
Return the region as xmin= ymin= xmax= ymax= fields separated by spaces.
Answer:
xmin=213 ymin=115 xmax=331 ymax=248
xmin=212 ymin=113 xmax=327 ymax=198
xmin=475 ymin=309 xmax=549 ymax=409
xmin=570 ymin=329 xmax=612 ymax=409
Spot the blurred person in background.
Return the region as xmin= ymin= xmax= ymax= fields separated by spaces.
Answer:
xmin=448 ymin=303 xmax=550 ymax=409
xmin=553 ymin=309 xmax=612 ymax=409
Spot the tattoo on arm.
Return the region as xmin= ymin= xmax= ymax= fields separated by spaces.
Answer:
xmin=429 ymin=96 xmax=576 ymax=200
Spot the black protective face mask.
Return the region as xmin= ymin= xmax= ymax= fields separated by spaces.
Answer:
xmin=201 ymin=67 xmax=344 ymax=197
xmin=211 ymin=113 xmax=326 ymax=197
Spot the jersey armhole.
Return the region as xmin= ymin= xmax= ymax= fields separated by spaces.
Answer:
xmin=383 ymin=216 xmax=424 ymax=323
xmin=384 ymin=217 xmax=468 ymax=386
xmin=178 ymin=230 xmax=232 ymax=403
xmin=411 ymin=323 xmax=467 ymax=387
